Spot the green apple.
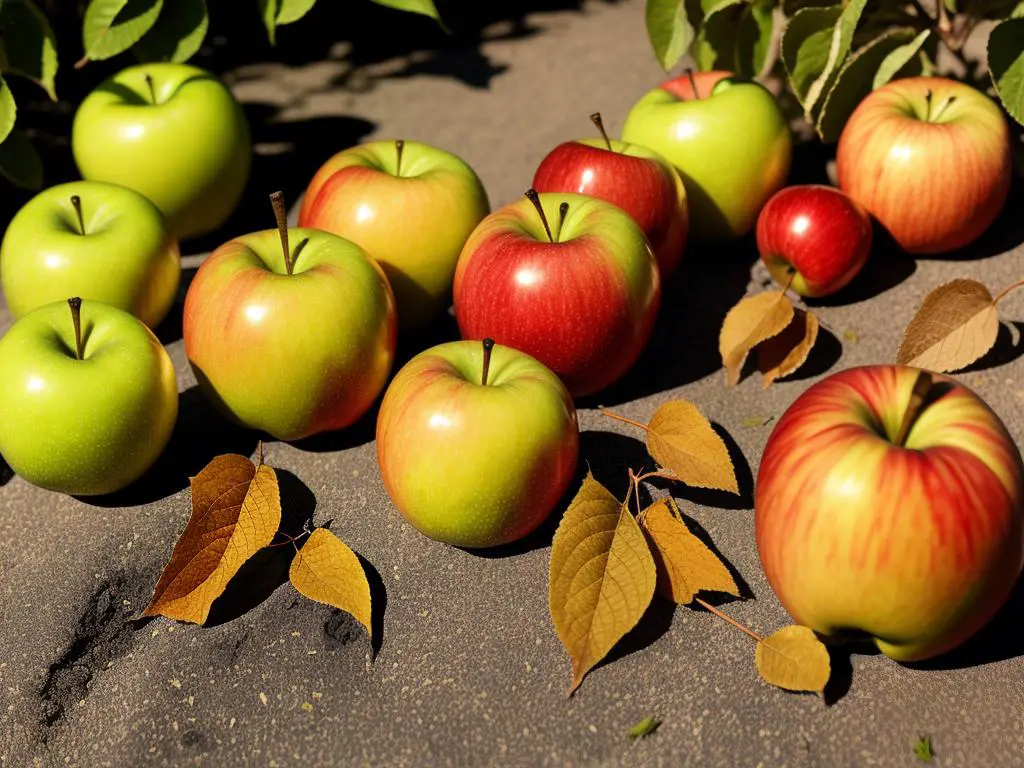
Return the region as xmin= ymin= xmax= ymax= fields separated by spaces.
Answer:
xmin=622 ymin=70 xmax=792 ymax=242
xmin=1 ymin=180 xmax=180 ymax=329
xmin=376 ymin=339 xmax=579 ymax=548
xmin=72 ymin=62 xmax=251 ymax=240
xmin=0 ymin=298 xmax=178 ymax=495
xmin=298 ymin=139 xmax=490 ymax=330
xmin=183 ymin=193 xmax=397 ymax=441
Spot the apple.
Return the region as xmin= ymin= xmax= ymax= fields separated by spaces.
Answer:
xmin=532 ymin=112 xmax=688 ymax=277
xmin=452 ymin=190 xmax=660 ymax=398
xmin=755 ymin=184 xmax=872 ymax=298
xmin=298 ymin=139 xmax=490 ymax=330
xmin=1 ymin=180 xmax=180 ymax=328
xmin=183 ymin=193 xmax=397 ymax=442
xmin=0 ymin=298 xmax=177 ymax=495
xmin=377 ymin=338 xmax=579 ymax=548
xmin=72 ymin=62 xmax=251 ymax=240
xmin=756 ymin=364 xmax=1024 ymax=662
xmin=837 ymin=76 xmax=1011 ymax=254
xmin=621 ymin=70 xmax=791 ymax=243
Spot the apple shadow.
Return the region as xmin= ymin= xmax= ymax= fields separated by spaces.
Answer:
xmin=770 ymin=325 xmax=844 ymax=384
xmin=806 ymin=249 xmax=917 ymax=308
xmin=0 ymin=454 xmax=15 ymax=489
xmin=287 ymin=398 xmax=381 ymax=454
xmin=587 ymin=595 xmax=677 ymax=682
xmin=153 ymin=266 xmax=199 ymax=347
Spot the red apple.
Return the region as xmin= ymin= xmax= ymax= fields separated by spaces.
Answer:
xmin=756 ymin=185 xmax=872 ymax=297
xmin=453 ymin=190 xmax=660 ymax=397
xmin=837 ymin=76 xmax=1011 ymax=254
xmin=756 ymin=365 xmax=1024 ymax=662
xmin=532 ymin=113 xmax=688 ymax=277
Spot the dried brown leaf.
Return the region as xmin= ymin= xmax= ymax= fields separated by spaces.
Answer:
xmin=290 ymin=528 xmax=372 ymax=639
xmin=549 ymin=474 xmax=657 ymax=693
xmin=755 ymin=625 xmax=831 ymax=693
xmin=639 ymin=498 xmax=739 ymax=604
xmin=719 ymin=292 xmax=795 ymax=385
xmin=646 ymin=401 xmax=739 ymax=494
xmin=897 ymin=279 xmax=999 ymax=372
xmin=144 ymin=455 xmax=281 ymax=625
xmin=758 ymin=308 xmax=820 ymax=388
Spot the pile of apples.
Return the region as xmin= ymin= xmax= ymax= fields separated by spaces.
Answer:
xmin=0 ymin=56 xmax=1021 ymax=662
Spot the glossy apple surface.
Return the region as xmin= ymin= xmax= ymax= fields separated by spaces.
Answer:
xmin=837 ymin=76 xmax=1011 ymax=254
xmin=453 ymin=192 xmax=660 ymax=397
xmin=299 ymin=140 xmax=489 ymax=330
xmin=72 ymin=62 xmax=251 ymax=240
xmin=756 ymin=365 xmax=1024 ymax=661
xmin=183 ymin=227 xmax=397 ymax=441
xmin=1 ymin=180 xmax=180 ymax=328
xmin=532 ymin=137 xmax=688 ymax=277
xmin=377 ymin=340 xmax=579 ymax=548
xmin=622 ymin=71 xmax=791 ymax=242
xmin=0 ymin=299 xmax=178 ymax=495
xmin=756 ymin=184 xmax=872 ymax=297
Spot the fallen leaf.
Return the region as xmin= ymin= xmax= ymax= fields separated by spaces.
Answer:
xmin=144 ymin=454 xmax=281 ymax=625
xmin=755 ymin=625 xmax=831 ymax=693
xmin=897 ymin=279 xmax=999 ymax=372
xmin=289 ymin=528 xmax=373 ymax=639
xmin=843 ymin=329 xmax=860 ymax=343
xmin=741 ymin=415 xmax=775 ymax=428
xmin=720 ymin=292 xmax=795 ymax=385
xmin=626 ymin=715 xmax=661 ymax=740
xmin=646 ymin=400 xmax=739 ymax=494
xmin=912 ymin=734 xmax=935 ymax=763
xmin=549 ymin=474 xmax=657 ymax=693
xmin=758 ymin=308 xmax=819 ymax=388
xmin=639 ymin=498 xmax=739 ymax=604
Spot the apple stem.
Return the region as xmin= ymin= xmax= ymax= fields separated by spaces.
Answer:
xmin=67 ymin=297 xmax=85 ymax=361
xmin=931 ymin=96 xmax=957 ymax=123
xmin=557 ymin=202 xmax=570 ymax=242
xmin=994 ymin=277 xmax=1024 ymax=304
xmin=70 ymin=195 xmax=86 ymax=236
xmin=686 ymin=68 xmax=701 ymax=100
xmin=590 ymin=112 xmax=614 ymax=152
xmin=479 ymin=337 xmax=496 ymax=386
xmin=599 ymin=409 xmax=650 ymax=432
xmin=524 ymin=188 xmax=554 ymax=243
xmin=695 ymin=598 xmax=762 ymax=642
xmin=144 ymin=74 xmax=157 ymax=105
xmin=894 ymin=370 xmax=933 ymax=448
xmin=395 ymin=139 xmax=404 ymax=177
xmin=269 ymin=191 xmax=294 ymax=276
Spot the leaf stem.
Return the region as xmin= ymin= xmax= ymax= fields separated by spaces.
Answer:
xmin=480 ymin=338 xmax=495 ymax=386
xmin=67 ymin=297 xmax=84 ymax=360
xmin=894 ymin=370 xmax=933 ymax=448
xmin=685 ymin=67 xmax=700 ymax=100
xmin=524 ymin=188 xmax=554 ymax=243
xmin=269 ymin=191 xmax=294 ymax=275
xmin=395 ymin=139 xmax=404 ymax=177
xmin=634 ymin=469 xmax=677 ymax=484
xmin=599 ymin=409 xmax=650 ymax=432
xmin=267 ymin=529 xmax=311 ymax=549
xmin=70 ymin=195 xmax=86 ymax=235
xmin=145 ymin=74 xmax=157 ymax=105
xmin=994 ymin=277 xmax=1024 ymax=304
xmin=695 ymin=597 xmax=762 ymax=642
xmin=590 ymin=112 xmax=614 ymax=152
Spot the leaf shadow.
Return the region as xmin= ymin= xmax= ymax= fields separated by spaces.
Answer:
xmin=593 ymin=595 xmax=677 ymax=674
xmin=0 ymin=454 xmax=14 ymax=489
xmin=772 ymin=325 xmax=843 ymax=383
xmin=958 ymin=321 xmax=1024 ymax=374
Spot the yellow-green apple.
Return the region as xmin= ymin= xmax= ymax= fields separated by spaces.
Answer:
xmin=622 ymin=70 xmax=791 ymax=243
xmin=0 ymin=298 xmax=178 ymax=495
xmin=376 ymin=338 xmax=579 ymax=548
xmin=532 ymin=112 xmax=688 ymax=277
xmin=837 ymin=76 xmax=1011 ymax=254
xmin=755 ymin=185 xmax=872 ymax=298
xmin=1 ymin=181 xmax=180 ymax=328
xmin=72 ymin=62 xmax=251 ymax=240
xmin=183 ymin=193 xmax=397 ymax=441
xmin=756 ymin=365 xmax=1024 ymax=662
xmin=453 ymin=190 xmax=660 ymax=398
xmin=298 ymin=139 xmax=489 ymax=330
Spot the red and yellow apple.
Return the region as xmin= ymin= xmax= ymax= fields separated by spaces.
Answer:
xmin=756 ymin=365 xmax=1024 ymax=662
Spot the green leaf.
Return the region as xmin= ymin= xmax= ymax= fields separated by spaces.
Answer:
xmin=802 ymin=0 xmax=869 ymax=120
xmin=0 ymin=73 xmax=14 ymax=145
xmin=277 ymin=0 xmax=317 ymax=24
xmin=781 ymin=6 xmax=842 ymax=103
xmin=873 ymin=29 xmax=929 ymax=88
xmin=258 ymin=0 xmax=278 ymax=44
xmin=0 ymin=0 xmax=58 ymax=100
xmin=626 ymin=716 xmax=661 ymax=740
xmin=370 ymin=0 xmax=440 ymax=21
xmin=816 ymin=28 xmax=918 ymax=143
xmin=782 ymin=0 xmax=837 ymax=14
xmin=645 ymin=0 xmax=694 ymax=71
xmin=912 ymin=734 xmax=935 ymax=763
xmin=0 ymin=128 xmax=42 ymax=189
xmin=990 ymin=17 xmax=1024 ymax=125
xmin=737 ymin=0 xmax=776 ymax=77
xmin=81 ymin=0 xmax=164 ymax=64
xmin=692 ymin=0 xmax=745 ymax=71
xmin=134 ymin=0 xmax=207 ymax=62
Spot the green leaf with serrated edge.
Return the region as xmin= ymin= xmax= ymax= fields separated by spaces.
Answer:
xmin=258 ymin=0 xmax=278 ymax=44
xmin=816 ymin=28 xmax=917 ymax=143
xmin=990 ymin=17 xmax=1024 ymax=125
xmin=692 ymin=0 xmax=744 ymax=71
xmin=0 ymin=74 xmax=14 ymax=145
xmin=873 ymin=29 xmax=929 ymax=89
xmin=0 ymin=128 xmax=42 ymax=189
xmin=0 ymin=0 xmax=58 ymax=99
xmin=134 ymin=0 xmax=206 ymax=62
xmin=370 ymin=0 xmax=440 ymax=21
xmin=81 ymin=0 xmax=163 ymax=63
xmin=646 ymin=0 xmax=694 ymax=71
xmin=781 ymin=6 xmax=842 ymax=102
xmin=803 ymin=0 xmax=869 ymax=120
xmin=277 ymin=0 xmax=316 ymax=24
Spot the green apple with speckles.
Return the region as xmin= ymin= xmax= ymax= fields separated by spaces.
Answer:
xmin=376 ymin=339 xmax=579 ymax=548
xmin=0 ymin=298 xmax=178 ymax=495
